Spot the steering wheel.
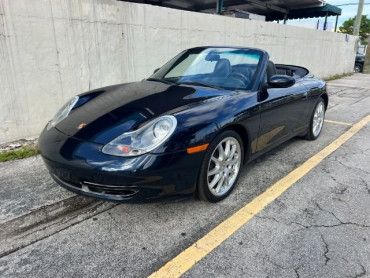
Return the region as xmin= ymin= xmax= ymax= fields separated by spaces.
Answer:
xmin=229 ymin=72 xmax=249 ymax=85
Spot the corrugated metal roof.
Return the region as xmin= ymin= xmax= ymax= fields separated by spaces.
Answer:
xmin=265 ymin=3 xmax=341 ymax=21
xmin=123 ymin=0 xmax=325 ymax=11
xmin=122 ymin=0 xmax=340 ymax=20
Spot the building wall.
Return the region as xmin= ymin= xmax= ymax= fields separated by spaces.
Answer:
xmin=0 ymin=0 xmax=357 ymax=142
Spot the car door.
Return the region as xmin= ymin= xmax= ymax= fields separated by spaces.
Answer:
xmin=254 ymin=79 xmax=308 ymax=153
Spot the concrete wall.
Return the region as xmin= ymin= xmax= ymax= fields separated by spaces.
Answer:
xmin=0 ymin=0 xmax=357 ymax=142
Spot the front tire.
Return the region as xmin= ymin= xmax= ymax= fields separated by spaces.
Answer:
xmin=304 ymin=97 xmax=326 ymax=140
xmin=198 ymin=130 xmax=244 ymax=202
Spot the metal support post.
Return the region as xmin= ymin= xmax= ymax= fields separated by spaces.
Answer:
xmin=216 ymin=0 xmax=223 ymax=14
xmin=334 ymin=15 xmax=339 ymax=32
xmin=324 ymin=12 xmax=328 ymax=30
xmin=354 ymin=0 xmax=364 ymax=36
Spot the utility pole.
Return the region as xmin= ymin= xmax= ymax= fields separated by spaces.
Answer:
xmin=353 ymin=0 xmax=364 ymax=36
xmin=363 ymin=36 xmax=370 ymax=73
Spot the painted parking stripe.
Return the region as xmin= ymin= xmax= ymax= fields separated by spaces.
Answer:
xmin=324 ymin=119 xmax=353 ymax=126
xmin=149 ymin=114 xmax=370 ymax=278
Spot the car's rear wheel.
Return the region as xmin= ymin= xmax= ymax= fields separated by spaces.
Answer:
xmin=198 ymin=130 xmax=244 ymax=202
xmin=354 ymin=63 xmax=363 ymax=73
xmin=304 ymin=97 xmax=326 ymax=140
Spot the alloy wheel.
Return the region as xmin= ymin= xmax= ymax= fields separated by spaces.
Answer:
xmin=207 ymin=137 xmax=241 ymax=197
xmin=354 ymin=65 xmax=362 ymax=73
xmin=312 ymin=102 xmax=325 ymax=137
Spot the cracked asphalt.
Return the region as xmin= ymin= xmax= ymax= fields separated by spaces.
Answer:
xmin=0 ymin=74 xmax=369 ymax=277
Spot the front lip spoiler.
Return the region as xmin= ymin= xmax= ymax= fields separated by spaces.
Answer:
xmin=51 ymin=174 xmax=139 ymax=201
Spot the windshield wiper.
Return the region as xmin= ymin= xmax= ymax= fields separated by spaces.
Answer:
xmin=146 ymin=78 xmax=176 ymax=85
xmin=177 ymin=81 xmax=223 ymax=90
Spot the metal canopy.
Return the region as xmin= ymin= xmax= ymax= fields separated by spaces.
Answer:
xmin=122 ymin=1 xmax=341 ymax=23
xmin=265 ymin=3 xmax=342 ymax=21
xmin=123 ymin=0 xmax=327 ymax=13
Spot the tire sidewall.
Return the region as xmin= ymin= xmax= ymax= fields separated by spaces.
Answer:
xmin=197 ymin=129 xmax=244 ymax=202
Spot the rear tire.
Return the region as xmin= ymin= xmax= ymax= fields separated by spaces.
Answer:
xmin=198 ymin=130 xmax=244 ymax=202
xmin=304 ymin=97 xmax=326 ymax=140
xmin=354 ymin=63 xmax=363 ymax=73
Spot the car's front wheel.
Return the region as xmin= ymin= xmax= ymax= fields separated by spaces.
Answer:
xmin=304 ymin=97 xmax=326 ymax=140
xmin=198 ymin=130 xmax=244 ymax=202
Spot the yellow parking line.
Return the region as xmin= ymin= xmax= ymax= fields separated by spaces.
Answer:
xmin=149 ymin=114 xmax=370 ymax=278
xmin=325 ymin=119 xmax=353 ymax=126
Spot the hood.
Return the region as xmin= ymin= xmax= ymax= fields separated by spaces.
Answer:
xmin=55 ymin=80 xmax=230 ymax=144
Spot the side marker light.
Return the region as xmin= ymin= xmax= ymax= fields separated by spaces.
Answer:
xmin=187 ymin=143 xmax=209 ymax=154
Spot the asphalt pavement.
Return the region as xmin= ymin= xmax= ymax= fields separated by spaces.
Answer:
xmin=0 ymin=74 xmax=369 ymax=277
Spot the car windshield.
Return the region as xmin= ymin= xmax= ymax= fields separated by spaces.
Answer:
xmin=149 ymin=47 xmax=263 ymax=91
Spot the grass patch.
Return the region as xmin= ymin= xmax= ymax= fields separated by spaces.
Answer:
xmin=0 ymin=146 xmax=40 ymax=162
xmin=324 ymin=73 xmax=353 ymax=82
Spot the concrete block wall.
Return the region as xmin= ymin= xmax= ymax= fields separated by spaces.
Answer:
xmin=0 ymin=0 xmax=357 ymax=142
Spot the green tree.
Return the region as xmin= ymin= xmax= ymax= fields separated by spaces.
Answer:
xmin=339 ymin=15 xmax=370 ymax=44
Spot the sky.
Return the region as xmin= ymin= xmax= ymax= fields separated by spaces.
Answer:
xmin=327 ymin=0 xmax=370 ymax=26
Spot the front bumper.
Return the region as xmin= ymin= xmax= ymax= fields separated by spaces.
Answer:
xmin=39 ymin=127 xmax=204 ymax=202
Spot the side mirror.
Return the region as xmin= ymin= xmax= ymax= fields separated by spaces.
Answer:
xmin=268 ymin=75 xmax=295 ymax=88
xmin=153 ymin=68 xmax=160 ymax=74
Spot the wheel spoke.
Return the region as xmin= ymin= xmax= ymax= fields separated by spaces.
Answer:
xmin=230 ymin=168 xmax=236 ymax=175
xmin=209 ymin=173 xmax=221 ymax=188
xmin=313 ymin=124 xmax=318 ymax=134
xmin=224 ymin=140 xmax=231 ymax=157
xmin=223 ymin=173 xmax=230 ymax=188
xmin=208 ymin=167 xmax=221 ymax=176
xmin=218 ymin=144 xmax=225 ymax=161
xmin=228 ymin=145 xmax=237 ymax=160
xmin=215 ymin=174 xmax=225 ymax=193
xmin=229 ymin=156 xmax=239 ymax=166
xmin=211 ymin=156 xmax=221 ymax=166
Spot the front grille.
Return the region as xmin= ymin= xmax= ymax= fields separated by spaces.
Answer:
xmin=80 ymin=181 xmax=139 ymax=197
xmin=52 ymin=174 xmax=139 ymax=198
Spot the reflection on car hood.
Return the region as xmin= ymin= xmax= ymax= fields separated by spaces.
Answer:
xmin=55 ymin=80 xmax=231 ymax=144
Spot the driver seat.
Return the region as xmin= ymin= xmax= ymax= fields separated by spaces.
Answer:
xmin=266 ymin=60 xmax=276 ymax=80
xmin=213 ymin=59 xmax=231 ymax=77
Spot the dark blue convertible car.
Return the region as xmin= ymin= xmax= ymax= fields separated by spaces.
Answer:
xmin=39 ymin=46 xmax=327 ymax=202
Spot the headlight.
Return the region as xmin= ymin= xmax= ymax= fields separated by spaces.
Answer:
xmin=47 ymin=96 xmax=79 ymax=130
xmin=102 ymin=115 xmax=177 ymax=157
